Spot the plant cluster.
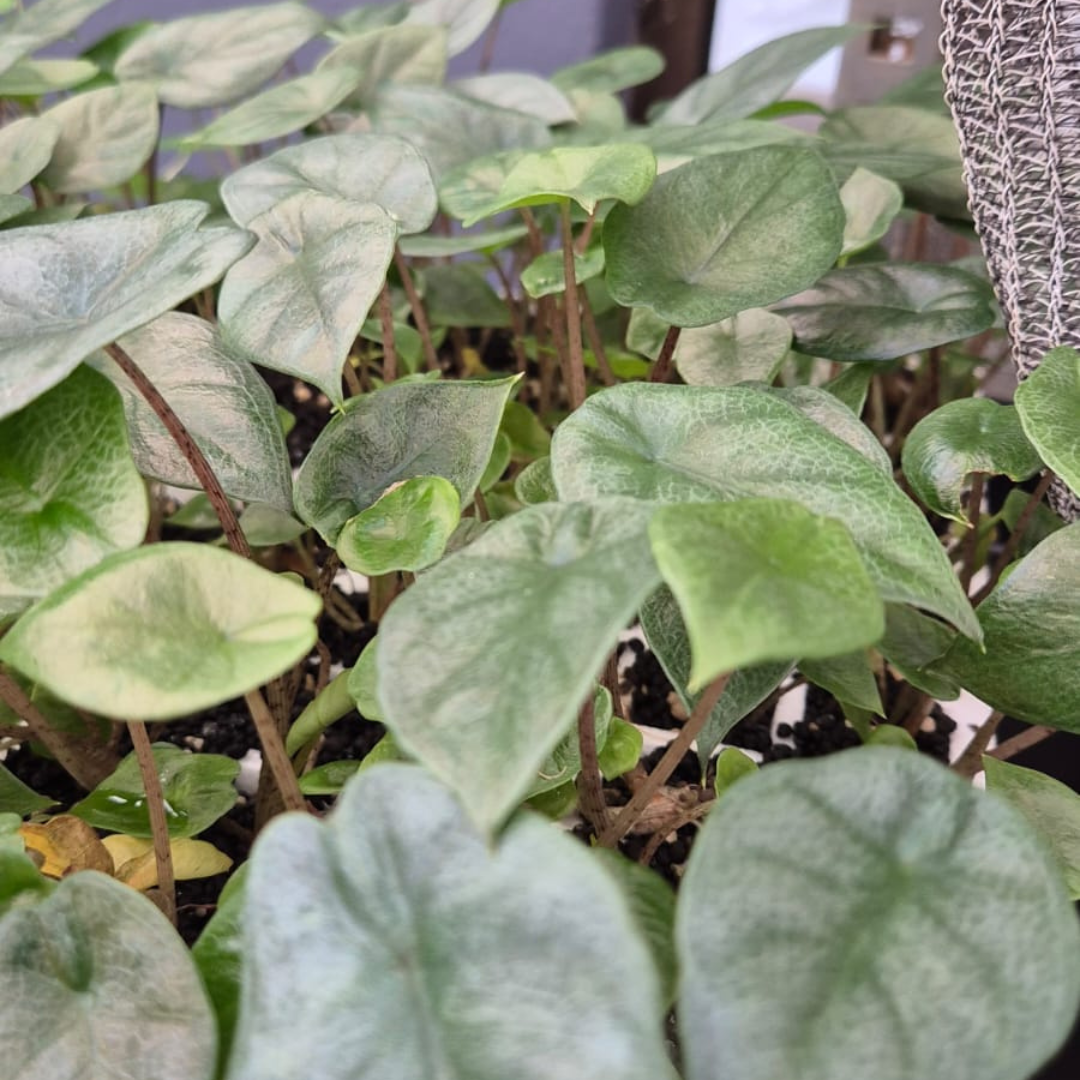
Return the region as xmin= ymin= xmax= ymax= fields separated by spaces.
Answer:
xmin=1 ymin=1 xmax=1080 ymax=1078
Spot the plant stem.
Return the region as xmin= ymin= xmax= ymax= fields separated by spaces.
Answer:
xmin=559 ymin=202 xmax=587 ymax=410
xmin=377 ymin=282 xmax=398 ymax=383
xmin=244 ymin=689 xmax=306 ymax=813
xmin=638 ymin=799 xmax=713 ymax=866
xmin=394 ymin=247 xmax=440 ymax=372
xmin=599 ymin=671 xmax=730 ymax=847
xmin=575 ymin=208 xmax=597 ymax=254
xmin=368 ymin=573 xmax=399 ymax=622
xmin=478 ymin=6 xmax=502 ymax=71
xmin=649 ymin=326 xmax=681 ymax=384
xmin=960 ymin=471 xmax=986 ymax=595
xmin=952 ymin=710 xmax=1003 ymax=778
xmin=575 ymin=694 xmax=608 ymax=833
xmin=986 ymin=723 xmax=1056 ymax=762
xmin=104 ymin=343 xmax=252 ymax=560
xmin=129 ymin=720 xmax=175 ymax=924
xmin=974 ymin=470 xmax=1055 ymax=603
xmin=0 ymin=669 xmax=117 ymax=790
xmin=580 ymin=285 xmax=616 ymax=386
xmin=486 ymin=253 xmax=530 ymax=384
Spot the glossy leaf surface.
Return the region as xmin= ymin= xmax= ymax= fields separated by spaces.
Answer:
xmin=0 ymin=201 xmax=251 ymax=420
xmin=92 ymin=312 xmax=293 ymax=511
xmin=650 ymin=500 xmax=883 ymax=689
xmin=679 ymin=748 xmax=1080 ymax=1080
xmin=219 ymin=193 xmax=397 ymax=407
xmin=0 ymin=543 xmax=321 ymax=721
xmin=604 ymin=147 xmax=844 ymax=326
xmin=0 ymin=366 xmax=147 ymax=621
xmin=295 ymin=377 xmax=516 ymax=542
xmin=552 ymin=383 xmax=979 ymax=639
xmin=226 ymin=764 xmax=671 ymax=1080
xmin=377 ymin=500 xmax=660 ymax=830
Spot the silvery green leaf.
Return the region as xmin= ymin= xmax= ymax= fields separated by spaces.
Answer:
xmin=0 ymin=116 xmax=59 ymax=194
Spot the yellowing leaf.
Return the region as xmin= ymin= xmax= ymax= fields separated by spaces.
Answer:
xmin=104 ymin=834 xmax=233 ymax=891
xmin=19 ymin=815 xmax=114 ymax=878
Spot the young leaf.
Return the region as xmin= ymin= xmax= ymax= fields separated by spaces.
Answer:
xmin=678 ymin=748 xmax=1080 ymax=1080
xmin=453 ymin=72 xmax=576 ymax=124
xmin=675 ymin=309 xmax=792 ymax=387
xmin=112 ymin=2 xmax=325 ymax=109
xmin=551 ymin=46 xmax=665 ymax=95
xmin=295 ymin=377 xmax=517 ymax=542
xmin=0 ymin=872 xmax=217 ymax=1080
xmin=521 ymin=245 xmax=605 ymax=298
xmin=402 ymin=0 xmax=499 ymax=55
xmin=0 ymin=366 xmax=148 ymax=622
xmin=938 ymin=524 xmax=1080 ymax=730
xmin=597 ymin=716 xmax=643 ymax=780
xmin=376 ymin=500 xmax=661 ymax=831
xmin=0 ymin=201 xmax=251 ymax=420
xmin=1014 ymin=346 xmax=1080 ymax=497
xmin=525 ymin=685 xmax=613 ymax=798
xmin=0 ymin=543 xmax=321 ymax=721
xmin=839 ymin=167 xmax=904 ymax=257
xmin=92 ymin=312 xmax=294 ymax=512
xmin=655 ymin=25 xmax=864 ymax=126
xmin=982 ymin=756 xmax=1080 ymax=899
xmin=70 ymin=743 xmax=239 ymax=839
xmin=0 ymin=115 xmax=59 ymax=194
xmin=372 ymin=85 xmax=550 ymax=183
xmin=777 ymin=264 xmax=996 ymax=360
xmin=649 ymin=500 xmax=884 ymax=690
xmin=347 ymin=635 xmax=383 ymax=721
xmin=318 ymin=23 xmax=447 ymax=108
xmin=222 ymin=132 xmax=437 ymax=234
xmin=604 ymin=147 xmax=844 ymax=327
xmin=225 ymin=764 xmax=672 ymax=1080
xmin=336 ymin=475 xmax=461 ymax=575
xmin=181 ymin=67 xmax=363 ymax=149
xmin=713 ymin=747 xmax=758 ymax=796
xmin=500 ymin=399 xmax=551 ymax=460
xmin=219 ymin=192 xmax=397 ymax=408
xmin=514 ymin=456 xmax=555 ymax=503
xmin=458 ymin=143 xmax=657 ymax=226
xmin=0 ymin=763 xmax=54 ymax=816
xmin=903 ymin=399 xmax=1042 ymax=522
xmin=39 ymin=82 xmax=159 ymax=195
xmin=286 ymin=668 xmax=360 ymax=758
xmin=553 ymin=384 xmax=980 ymax=640
xmin=640 ymin=586 xmax=794 ymax=765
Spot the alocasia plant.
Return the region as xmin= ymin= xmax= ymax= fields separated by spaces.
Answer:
xmin=1 ymin=2 xmax=1078 ymax=1079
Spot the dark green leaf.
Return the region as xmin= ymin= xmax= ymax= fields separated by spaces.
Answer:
xmin=1014 ymin=346 xmax=1080 ymax=498
xmin=421 ymin=262 xmax=511 ymax=327
xmin=877 ymin=603 xmax=960 ymax=700
xmin=800 ymin=651 xmax=883 ymax=715
xmin=0 ymin=763 xmax=53 ymax=816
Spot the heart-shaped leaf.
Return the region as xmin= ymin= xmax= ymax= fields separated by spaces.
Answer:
xmin=377 ymin=500 xmax=660 ymax=830
xmin=0 ymin=542 xmax=321 ymax=721
xmin=0 ymin=0 xmax=116 ymax=77
xmin=219 ymin=192 xmax=397 ymax=407
xmin=40 ymin=82 xmax=159 ymax=194
xmin=650 ymin=500 xmax=883 ymax=690
xmin=655 ymin=26 xmax=864 ymax=126
xmin=91 ymin=312 xmax=294 ymax=511
xmin=552 ymin=46 xmax=665 ymax=95
xmin=181 ymin=67 xmax=362 ymax=149
xmin=839 ymin=167 xmax=903 ymax=258
xmin=70 ymin=743 xmax=239 ymax=839
xmin=604 ymin=147 xmax=844 ymax=327
xmin=553 ymin=383 xmax=979 ymax=639
xmin=458 ymin=143 xmax=657 ymax=225
xmin=336 ymin=475 xmax=461 ymax=575
xmin=777 ymin=264 xmax=996 ymax=361
xmin=438 ymin=147 xmax=524 ymax=220
xmin=903 ymin=399 xmax=1042 ymax=522
xmin=0 ymin=872 xmax=216 ymax=1080
xmin=113 ymin=2 xmax=325 ymax=109
xmin=640 ymin=586 xmax=794 ymax=765
xmin=403 ymin=0 xmax=499 ymax=55
xmin=0 ymin=200 xmax=252 ymax=420
xmin=0 ymin=57 xmax=97 ymax=95
xmin=1015 ymin=346 xmax=1080 ymax=498
xmin=372 ymin=85 xmax=550 ymax=183
xmin=318 ymin=23 xmax=447 ymax=107
xmin=0 ymin=116 xmax=59 ymax=194
xmin=222 ymin=132 xmax=437 ymax=234
xmin=678 ymin=747 xmax=1080 ymax=1080
xmin=983 ymin=756 xmax=1080 ymax=900
xmin=937 ymin=524 xmax=1080 ymax=730
xmin=228 ymin=764 xmax=672 ymax=1080
xmin=0 ymin=366 xmax=148 ymax=622
xmin=296 ymin=376 xmax=516 ymax=542
xmin=453 ymin=72 xmax=576 ymax=124
xmin=0 ymin=764 xmax=53 ymax=816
